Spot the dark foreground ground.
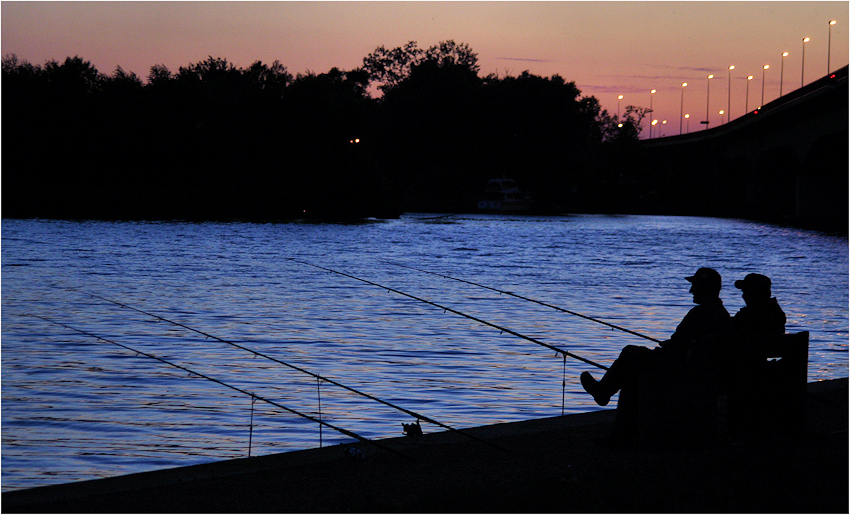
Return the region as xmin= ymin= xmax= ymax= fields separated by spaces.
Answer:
xmin=4 ymin=378 xmax=847 ymax=513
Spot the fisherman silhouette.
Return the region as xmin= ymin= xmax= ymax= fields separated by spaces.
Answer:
xmin=728 ymin=272 xmax=787 ymax=382
xmin=727 ymin=273 xmax=788 ymax=438
xmin=580 ymin=267 xmax=733 ymax=447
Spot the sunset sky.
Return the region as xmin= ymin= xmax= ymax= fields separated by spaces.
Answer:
xmin=3 ymin=1 xmax=848 ymax=136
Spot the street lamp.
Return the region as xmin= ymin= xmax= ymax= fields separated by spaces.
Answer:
xmin=719 ymin=110 xmax=725 ymax=125
xmin=728 ymin=65 xmax=734 ymax=120
xmin=680 ymin=82 xmax=687 ymax=135
xmin=802 ymin=37 xmax=810 ymax=87
xmin=705 ymin=74 xmax=713 ymax=130
xmin=746 ymin=75 xmax=753 ymax=112
xmin=617 ymin=94 xmax=623 ymax=119
xmin=829 ymin=20 xmax=837 ymax=74
xmin=649 ymin=89 xmax=656 ymax=139
xmin=761 ymin=65 xmax=769 ymax=108
xmin=780 ymin=52 xmax=788 ymax=96
xmin=685 ymin=113 xmax=690 ymax=133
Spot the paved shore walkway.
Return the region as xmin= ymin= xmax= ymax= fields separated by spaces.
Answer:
xmin=4 ymin=378 xmax=847 ymax=512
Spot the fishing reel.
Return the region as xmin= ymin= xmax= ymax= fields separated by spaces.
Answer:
xmin=402 ymin=419 xmax=422 ymax=436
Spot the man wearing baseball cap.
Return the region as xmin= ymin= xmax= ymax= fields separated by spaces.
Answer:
xmin=727 ymin=274 xmax=787 ymax=439
xmin=579 ymin=267 xmax=733 ymax=447
xmin=732 ymin=273 xmax=786 ymax=337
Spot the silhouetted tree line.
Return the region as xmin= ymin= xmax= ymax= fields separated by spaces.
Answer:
xmin=2 ymin=42 xmax=644 ymax=220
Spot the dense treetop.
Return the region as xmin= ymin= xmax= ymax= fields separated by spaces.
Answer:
xmin=2 ymin=42 xmax=646 ymax=220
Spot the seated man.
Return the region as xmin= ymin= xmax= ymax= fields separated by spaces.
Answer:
xmin=728 ymin=273 xmax=788 ymax=435
xmin=580 ymin=267 xmax=733 ymax=446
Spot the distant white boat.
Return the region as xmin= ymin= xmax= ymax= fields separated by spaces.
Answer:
xmin=477 ymin=178 xmax=532 ymax=213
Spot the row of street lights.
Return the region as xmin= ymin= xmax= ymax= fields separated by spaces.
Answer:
xmin=626 ymin=19 xmax=839 ymax=138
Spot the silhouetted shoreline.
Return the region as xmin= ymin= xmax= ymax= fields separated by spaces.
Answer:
xmin=2 ymin=46 xmax=632 ymax=223
xmin=3 ymin=50 xmax=846 ymax=231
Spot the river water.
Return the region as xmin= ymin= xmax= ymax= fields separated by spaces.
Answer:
xmin=2 ymin=215 xmax=847 ymax=491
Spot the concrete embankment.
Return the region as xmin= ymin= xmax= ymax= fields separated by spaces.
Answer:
xmin=4 ymin=378 xmax=847 ymax=513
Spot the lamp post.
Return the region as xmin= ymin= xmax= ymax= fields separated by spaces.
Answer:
xmin=719 ymin=110 xmax=725 ymax=125
xmin=780 ymin=52 xmax=788 ymax=96
xmin=746 ymin=75 xmax=753 ymax=112
xmin=617 ymin=94 xmax=623 ymax=119
xmin=802 ymin=37 xmax=810 ymax=87
xmin=649 ymin=89 xmax=656 ymax=139
xmin=680 ymin=82 xmax=687 ymax=135
xmin=685 ymin=113 xmax=690 ymax=133
xmin=829 ymin=20 xmax=837 ymax=74
xmin=727 ymin=65 xmax=734 ymax=121
xmin=705 ymin=74 xmax=713 ymax=130
xmin=761 ymin=65 xmax=769 ymax=108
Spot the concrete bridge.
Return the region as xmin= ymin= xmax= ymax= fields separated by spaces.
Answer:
xmin=640 ymin=65 xmax=847 ymax=230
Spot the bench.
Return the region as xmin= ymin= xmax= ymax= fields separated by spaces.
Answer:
xmin=637 ymin=331 xmax=809 ymax=447
xmin=727 ymin=331 xmax=809 ymax=441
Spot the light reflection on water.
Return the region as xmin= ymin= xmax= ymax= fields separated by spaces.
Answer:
xmin=2 ymin=215 xmax=847 ymax=490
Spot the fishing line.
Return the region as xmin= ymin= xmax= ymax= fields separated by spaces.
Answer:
xmin=65 ymin=287 xmax=500 ymax=450
xmin=317 ymin=378 xmax=323 ymax=448
xmin=286 ymin=258 xmax=608 ymax=371
xmin=561 ymin=355 xmax=567 ymax=417
xmin=248 ymin=395 xmax=256 ymax=457
xmin=27 ymin=313 xmax=414 ymax=461
xmin=382 ymin=260 xmax=662 ymax=344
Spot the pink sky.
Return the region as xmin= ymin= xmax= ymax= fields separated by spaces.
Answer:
xmin=3 ymin=1 xmax=847 ymax=136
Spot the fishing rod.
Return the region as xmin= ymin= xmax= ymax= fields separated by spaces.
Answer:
xmin=287 ymin=258 xmax=608 ymax=371
xmin=27 ymin=313 xmax=414 ymax=461
xmin=68 ymin=288 xmax=502 ymax=450
xmin=382 ymin=260 xmax=662 ymax=344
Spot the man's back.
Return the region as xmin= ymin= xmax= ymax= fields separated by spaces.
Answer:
xmin=733 ymin=298 xmax=786 ymax=336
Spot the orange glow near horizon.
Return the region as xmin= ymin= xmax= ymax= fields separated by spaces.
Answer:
xmin=2 ymin=2 xmax=847 ymax=134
